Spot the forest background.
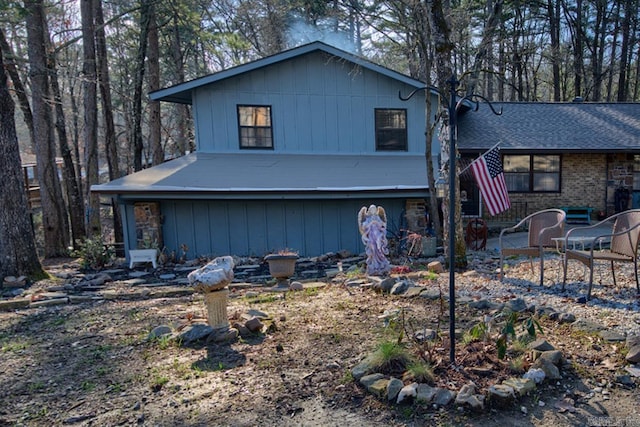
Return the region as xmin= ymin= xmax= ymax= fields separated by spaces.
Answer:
xmin=1 ymin=0 xmax=640 ymax=279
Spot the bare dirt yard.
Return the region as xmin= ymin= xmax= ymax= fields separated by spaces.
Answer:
xmin=1 ymin=253 xmax=640 ymax=427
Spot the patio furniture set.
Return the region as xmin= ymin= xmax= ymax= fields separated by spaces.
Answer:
xmin=498 ymin=208 xmax=640 ymax=300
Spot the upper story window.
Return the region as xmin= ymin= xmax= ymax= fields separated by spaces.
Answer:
xmin=503 ymin=154 xmax=561 ymax=192
xmin=238 ymin=105 xmax=273 ymax=149
xmin=375 ymin=109 xmax=407 ymax=151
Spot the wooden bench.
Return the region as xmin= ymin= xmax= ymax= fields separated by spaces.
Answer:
xmin=560 ymin=206 xmax=593 ymax=224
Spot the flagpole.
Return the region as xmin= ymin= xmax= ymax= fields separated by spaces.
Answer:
xmin=458 ymin=141 xmax=501 ymax=176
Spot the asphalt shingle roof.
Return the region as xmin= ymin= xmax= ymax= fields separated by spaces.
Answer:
xmin=91 ymin=152 xmax=430 ymax=197
xmin=457 ymin=102 xmax=640 ymax=153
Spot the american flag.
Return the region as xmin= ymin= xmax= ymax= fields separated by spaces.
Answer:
xmin=470 ymin=145 xmax=511 ymax=216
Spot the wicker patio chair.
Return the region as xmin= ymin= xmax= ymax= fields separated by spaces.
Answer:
xmin=499 ymin=208 xmax=566 ymax=286
xmin=562 ymin=209 xmax=640 ymax=300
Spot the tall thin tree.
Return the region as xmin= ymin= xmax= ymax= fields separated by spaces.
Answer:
xmin=0 ymin=37 xmax=45 ymax=280
xmin=24 ymin=0 xmax=70 ymax=257
xmin=95 ymin=0 xmax=123 ymax=244
xmin=81 ymin=0 xmax=101 ymax=237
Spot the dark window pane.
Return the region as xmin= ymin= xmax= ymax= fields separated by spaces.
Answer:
xmin=375 ymin=109 xmax=407 ymax=151
xmin=504 ymin=154 xmax=560 ymax=192
xmin=533 ymin=172 xmax=559 ymax=191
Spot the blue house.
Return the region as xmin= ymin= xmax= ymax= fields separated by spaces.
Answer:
xmin=92 ymin=42 xmax=438 ymax=259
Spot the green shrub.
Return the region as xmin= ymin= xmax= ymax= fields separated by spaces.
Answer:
xmin=73 ymin=237 xmax=115 ymax=270
xmin=370 ymin=340 xmax=413 ymax=375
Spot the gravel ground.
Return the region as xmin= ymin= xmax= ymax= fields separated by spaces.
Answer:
xmin=1 ymin=249 xmax=639 ymax=426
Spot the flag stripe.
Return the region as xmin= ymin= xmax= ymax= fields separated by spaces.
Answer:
xmin=469 ymin=146 xmax=511 ymax=216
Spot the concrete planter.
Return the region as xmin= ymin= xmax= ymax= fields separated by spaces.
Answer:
xmin=265 ymin=254 xmax=298 ymax=284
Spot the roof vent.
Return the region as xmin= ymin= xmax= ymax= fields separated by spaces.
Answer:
xmin=572 ymin=96 xmax=584 ymax=103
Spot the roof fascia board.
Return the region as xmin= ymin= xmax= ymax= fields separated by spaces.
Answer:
xmin=114 ymin=189 xmax=430 ymax=201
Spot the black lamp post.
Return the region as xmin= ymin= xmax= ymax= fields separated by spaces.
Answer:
xmin=400 ymin=75 xmax=501 ymax=365
xmin=446 ymin=75 xmax=458 ymax=365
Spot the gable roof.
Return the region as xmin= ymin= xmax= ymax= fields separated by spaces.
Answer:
xmin=457 ymin=102 xmax=640 ymax=153
xmin=149 ymin=41 xmax=426 ymax=104
xmin=91 ymin=152 xmax=430 ymax=198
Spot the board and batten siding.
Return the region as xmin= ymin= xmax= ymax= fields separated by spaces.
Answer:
xmin=193 ymin=50 xmax=428 ymax=155
xmin=123 ymin=199 xmax=406 ymax=258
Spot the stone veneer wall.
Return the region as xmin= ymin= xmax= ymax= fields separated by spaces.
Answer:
xmin=134 ymin=202 xmax=163 ymax=249
xmin=482 ymin=153 xmax=621 ymax=222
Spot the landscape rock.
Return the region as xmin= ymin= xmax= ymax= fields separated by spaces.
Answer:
xmin=432 ymin=388 xmax=456 ymax=407
xmin=207 ymin=327 xmax=239 ymax=343
xmin=538 ymin=350 xmax=563 ymax=366
xmin=387 ymin=377 xmax=403 ymax=402
xmin=503 ymin=377 xmax=536 ymax=396
xmin=487 ymin=384 xmax=516 ymax=408
xmin=558 ymin=312 xmax=576 ymax=323
xmin=528 ymin=338 xmax=555 ymax=352
xmin=378 ymin=277 xmax=396 ymax=293
xmin=396 ymin=383 xmax=418 ymax=404
xmin=532 ymin=357 xmax=561 ymax=380
xmin=505 ymin=298 xmax=527 ymax=312
xmin=289 ymin=281 xmax=304 ymax=291
xmin=232 ymin=321 xmax=251 ymax=337
xmin=178 ymin=323 xmax=214 ymax=344
xmin=599 ymin=330 xmax=626 ymax=342
xmin=3 ymin=276 xmax=27 ymax=288
xmin=351 ymin=357 xmax=376 ymax=381
xmin=455 ymin=382 xmax=484 ymax=412
xmin=390 ymin=280 xmax=410 ymax=295
xmin=148 ymin=325 xmax=172 ymax=340
xmin=367 ymin=378 xmax=390 ymax=399
xmin=627 ymin=334 xmax=640 ymax=348
xmin=427 ymin=261 xmax=444 ymax=273
xmin=359 ymin=373 xmax=384 ymax=389
xmin=245 ymin=317 xmax=264 ymax=332
xmin=415 ymin=383 xmax=437 ymax=403
xmin=626 ymin=346 xmax=640 ymax=364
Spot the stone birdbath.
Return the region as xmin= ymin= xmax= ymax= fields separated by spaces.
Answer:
xmin=187 ymin=256 xmax=235 ymax=329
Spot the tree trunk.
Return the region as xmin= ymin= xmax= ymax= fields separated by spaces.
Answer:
xmin=547 ymin=0 xmax=561 ymax=101
xmin=573 ymin=0 xmax=584 ymax=97
xmin=81 ymin=0 xmax=101 ymax=238
xmin=25 ymin=0 xmax=70 ymax=257
xmin=133 ymin=0 xmax=151 ymax=172
xmin=424 ymin=0 xmax=467 ymax=269
xmin=48 ymin=52 xmax=86 ymax=248
xmin=170 ymin=13 xmax=192 ymax=156
xmin=617 ymin=0 xmax=632 ymax=101
xmin=412 ymin=1 xmax=442 ymax=243
xmin=0 ymin=44 xmax=45 ymax=280
xmin=606 ymin=4 xmax=620 ymax=101
xmin=148 ymin=1 xmax=163 ymax=166
xmin=0 ymin=29 xmax=35 ymax=143
xmin=95 ymin=0 xmax=123 ymax=245
xmin=591 ymin=0 xmax=607 ymax=101
xmin=465 ymin=0 xmax=503 ymax=97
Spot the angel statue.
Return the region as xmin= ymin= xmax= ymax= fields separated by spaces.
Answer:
xmin=358 ymin=205 xmax=391 ymax=276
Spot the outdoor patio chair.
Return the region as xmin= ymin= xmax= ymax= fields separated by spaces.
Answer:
xmin=499 ymin=208 xmax=566 ymax=286
xmin=562 ymin=209 xmax=640 ymax=300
